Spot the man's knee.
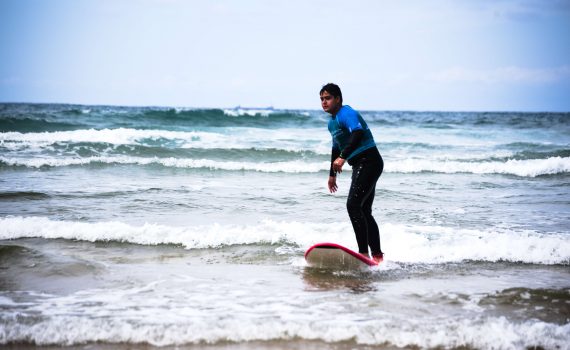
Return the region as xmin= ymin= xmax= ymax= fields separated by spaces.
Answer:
xmin=346 ymin=200 xmax=361 ymax=215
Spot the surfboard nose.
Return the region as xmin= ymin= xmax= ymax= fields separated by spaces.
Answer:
xmin=305 ymin=242 xmax=379 ymax=269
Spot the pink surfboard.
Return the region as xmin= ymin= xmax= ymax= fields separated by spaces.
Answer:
xmin=304 ymin=242 xmax=380 ymax=269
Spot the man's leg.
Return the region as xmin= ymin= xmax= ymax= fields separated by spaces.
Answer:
xmin=362 ymin=184 xmax=382 ymax=255
xmin=347 ymin=163 xmax=377 ymax=254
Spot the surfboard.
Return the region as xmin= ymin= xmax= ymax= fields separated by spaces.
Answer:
xmin=304 ymin=242 xmax=380 ymax=269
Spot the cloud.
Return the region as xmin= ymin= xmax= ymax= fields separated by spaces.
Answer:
xmin=426 ymin=65 xmax=570 ymax=84
xmin=469 ymin=0 xmax=570 ymax=22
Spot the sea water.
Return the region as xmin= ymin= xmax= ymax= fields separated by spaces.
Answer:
xmin=0 ymin=103 xmax=569 ymax=349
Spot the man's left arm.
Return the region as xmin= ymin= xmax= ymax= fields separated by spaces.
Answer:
xmin=339 ymin=108 xmax=365 ymax=160
xmin=339 ymin=129 xmax=364 ymax=160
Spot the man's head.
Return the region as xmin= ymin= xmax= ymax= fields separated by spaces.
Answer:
xmin=319 ymin=83 xmax=342 ymax=115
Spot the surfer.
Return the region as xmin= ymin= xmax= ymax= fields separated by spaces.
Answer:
xmin=320 ymin=83 xmax=384 ymax=263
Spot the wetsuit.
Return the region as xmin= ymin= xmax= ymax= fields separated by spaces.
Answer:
xmin=328 ymin=105 xmax=384 ymax=256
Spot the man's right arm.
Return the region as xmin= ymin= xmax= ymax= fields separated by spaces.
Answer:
xmin=328 ymin=147 xmax=341 ymax=193
xmin=329 ymin=147 xmax=341 ymax=177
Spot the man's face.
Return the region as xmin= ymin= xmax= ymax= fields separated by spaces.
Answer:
xmin=320 ymin=91 xmax=341 ymax=114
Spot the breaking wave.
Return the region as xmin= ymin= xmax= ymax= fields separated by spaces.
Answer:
xmin=1 ymin=217 xmax=568 ymax=265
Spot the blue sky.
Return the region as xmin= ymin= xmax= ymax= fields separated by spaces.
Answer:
xmin=1 ymin=0 xmax=569 ymax=111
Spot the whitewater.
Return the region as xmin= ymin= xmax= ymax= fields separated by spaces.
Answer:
xmin=1 ymin=103 xmax=569 ymax=350
xmin=1 ymin=217 xmax=569 ymax=265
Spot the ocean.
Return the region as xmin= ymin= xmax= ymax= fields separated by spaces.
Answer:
xmin=0 ymin=103 xmax=569 ymax=349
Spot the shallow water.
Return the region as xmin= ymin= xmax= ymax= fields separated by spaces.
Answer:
xmin=1 ymin=104 xmax=569 ymax=349
xmin=1 ymin=238 xmax=569 ymax=349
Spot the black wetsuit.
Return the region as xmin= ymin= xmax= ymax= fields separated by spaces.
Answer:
xmin=328 ymin=105 xmax=384 ymax=256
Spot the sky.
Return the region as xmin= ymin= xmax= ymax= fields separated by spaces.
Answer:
xmin=1 ymin=0 xmax=569 ymax=111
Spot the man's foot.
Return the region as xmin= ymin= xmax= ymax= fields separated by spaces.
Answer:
xmin=372 ymin=253 xmax=384 ymax=263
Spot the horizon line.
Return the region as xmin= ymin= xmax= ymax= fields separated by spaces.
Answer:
xmin=0 ymin=100 xmax=569 ymax=114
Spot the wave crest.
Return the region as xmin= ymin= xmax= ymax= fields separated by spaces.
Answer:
xmin=1 ymin=217 xmax=568 ymax=265
xmin=1 ymin=155 xmax=568 ymax=177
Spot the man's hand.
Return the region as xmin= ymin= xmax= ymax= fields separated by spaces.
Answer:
xmin=328 ymin=176 xmax=338 ymax=193
xmin=332 ymin=157 xmax=345 ymax=173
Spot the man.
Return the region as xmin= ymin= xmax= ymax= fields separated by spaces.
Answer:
xmin=320 ymin=83 xmax=384 ymax=262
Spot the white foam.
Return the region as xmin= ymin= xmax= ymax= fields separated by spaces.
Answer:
xmin=2 ymin=128 xmax=568 ymax=177
xmin=0 ymin=127 xmax=328 ymax=153
xmin=1 ymin=217 xmax=568 ymax=265
xmin=223 ymin=107 xmax=274 ymax=117
xmin=2 ymin=153 xmax=568 ymax=177
xmin=0 ymin=296 xmax=18 ymax=307
xmin=0 ymin=301 xmax=568 ymax=349
xmin=0 ymin=217 xmax=322 ymax=249
xmin=0 ymin=128 xmax=220 ymax=151
xmin=0 ymin=155 xmax=330 ymax=172
xmin=381 ymin=222 xmax=570 ymax=265
xmin=389 ymin=156 xmax=570 ymax=177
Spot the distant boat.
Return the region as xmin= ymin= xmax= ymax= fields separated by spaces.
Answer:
xmin=232 ymin=105 xmax=274 ymax=111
